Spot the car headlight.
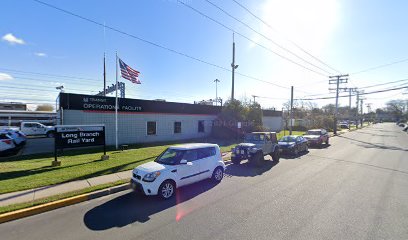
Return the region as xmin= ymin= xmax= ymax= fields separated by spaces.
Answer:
xmin=143 ymin=171 xmax=161 ymax=182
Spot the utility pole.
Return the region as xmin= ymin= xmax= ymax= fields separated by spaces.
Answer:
xmin=348 ymin=88 xmax=357 ymax=130
xmin=103 ymin=53 xmax=106 ymax=96
xmin=360 ymin=97 xmax=366 ymax=128
xmin=231 ymin=33 xmax=238 ymax=100
xmin=289 ymin=86 xmax=294 ymax=135
xmin=214 ymin=79 xmax=220 ymax=106
xmin=252 ymin=95 xmax=258 ymax=103
xmin=329 ymin=74 xmax=349 ymax=135
xmin=356 ymin=91 xmax=360 ymax=128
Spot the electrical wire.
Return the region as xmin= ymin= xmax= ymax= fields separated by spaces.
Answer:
xmin=351 ymin=58 xmax=408 ymax=75
xmin=31 ymin=0 xmax=296 ymax=90
xmin=231 ymin=0 xmax=341 ymax=74
xmin=295 ymin=86 xmax=408 ymax=101
xmin=204 ymin=0 xmax=333 ymax=75
xmin=178 ymin=1 xmax=329 ymax=77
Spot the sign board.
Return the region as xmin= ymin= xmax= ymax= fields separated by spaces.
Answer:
xmin=55 ymin=125 xmax=105 ymax=149
xmin=54 ymin=125 xmax=106 ymax=163
xmin=95 ymin=82 xmax=125 ymax=98
xmin=59 ymin=93 xmax=221 ymax=115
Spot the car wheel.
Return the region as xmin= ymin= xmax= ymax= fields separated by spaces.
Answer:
xmin=293 ymin=147 xmax=299 ymax=156
xmin=304 ymin=144 xmax=309 ymax=152
xmin=159 ymin=180 xmax=175 ymax=200
xmin=325 ymin=138 xmax=329 ymax=145
xmin=47 ymin=131 xmax=55 ymax=138
xmin=212 ymin=167 xmax=224 ymax=182
xmin=272 ymin=149 xmax=280 ymax=162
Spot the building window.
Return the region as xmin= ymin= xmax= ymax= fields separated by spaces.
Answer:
xmin=147 ymin=121 xmax=156 ymax=135
xmin=174 ymin=122 xmax=181 ymax=134
xmin=198 ymin=120 xmax=205 ymax=133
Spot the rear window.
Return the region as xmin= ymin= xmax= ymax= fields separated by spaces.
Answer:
xmin=306 ymin=130 xmax=321 ymax=135
xmin=198 ymin=147 xmax=216 ymax=159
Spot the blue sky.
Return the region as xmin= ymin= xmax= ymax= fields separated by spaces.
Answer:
xmin=1 ymin=0 xmax=407 ymax=111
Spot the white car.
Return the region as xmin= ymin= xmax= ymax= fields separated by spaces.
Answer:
xmin=131 ymin=143 xmax=225 ymax=199
xmin=0 ymin=129 xmax=27 ymax=146
xmin=0 ymin=132 xmax=17 ymax=156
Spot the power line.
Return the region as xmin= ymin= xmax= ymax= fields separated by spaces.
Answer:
xmin=296 ymin=86 xmax=408 ymax=101
xmin=0 ymin=67 xmax=101 ymax=82
xmin=351 ymin=57 xmax=408 ymax=75
xmin=358 ymin=78 xmax=408 ymax=89
xmin=178 ymin=0 xmax=329 ymax=77
xmin=231 ymin=0 xmax=341 ymax=74
xmin=32 ymin=0 xmax=293 ymax=90
xmin=204 ymin=0 xmax=333 ymax=75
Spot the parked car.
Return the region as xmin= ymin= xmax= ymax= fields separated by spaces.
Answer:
xmin=278 ymin=135 xmax=308 ymax=156
xmin=19 ymin=122 xmax=55 ymax=137
xmin=130 ymin=143 xmax=225 ymax=200
xmin=231 ymin=132 xmax=280 ymax=166
xmin=398 ymin=123 xmax=406 ymax=127
xmin=0 ymin=132 xmax=18 ymax=156
xmin=303 ymin=129 xmax=329 ymax=147
xmin=0 ymin=128 xmax=27 ymax=146
xmin=403 ymin=126 xmax=408 ymax=132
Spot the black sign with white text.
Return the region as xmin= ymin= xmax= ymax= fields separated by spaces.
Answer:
xmin=58 ymin=93 xmax=221 ymax=115
xmin=55 ymin=125 xmax=105 ymax=149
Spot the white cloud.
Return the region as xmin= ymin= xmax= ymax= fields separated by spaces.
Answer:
xmin=0 ymin=73 xmax=13 ymax=81
xmin=2 ymin=33 xmax=25 ymax=45
xmin=34 ymin=52 xmax=47 ymax=57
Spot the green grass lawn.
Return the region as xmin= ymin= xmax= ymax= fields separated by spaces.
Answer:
xmin=0 ymin=140 xmax=237 ymax=194
xmin=276 ymin=130 xmax=306 ymax=139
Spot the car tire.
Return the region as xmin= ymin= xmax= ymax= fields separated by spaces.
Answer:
xmin=212 ymin=167 xmax=224 ymax=182
xmin=272 ymin=149 xmax=280 ymax=162
xmin=325 ymin=138 xmax=329 ymax=145
xmin=304 ymin=144 xmax=309 ymax=152
xmin=158 ymin=180 xmax=176 ymax=200
xmin=46 ymin=131 xmax=55 ymax=138
xmin=293 ymin=148 xmax=299 ymax=156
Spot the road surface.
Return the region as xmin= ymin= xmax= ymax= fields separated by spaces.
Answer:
xmin=1 ymin=123 xmax=407 ymax=240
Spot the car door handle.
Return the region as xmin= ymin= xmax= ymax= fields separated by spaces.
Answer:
xmin=171 ymin=169 xmax=177 ymax=173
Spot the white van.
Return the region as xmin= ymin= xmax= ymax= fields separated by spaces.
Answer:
xmin=131 ymin=143 xmax=225 ymax=199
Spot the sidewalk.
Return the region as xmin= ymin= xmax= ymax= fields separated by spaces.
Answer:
xmin=0 ymin=170 xmax=132 ymax=207
xmin=0 ymin=152 xmax=233 ymax=208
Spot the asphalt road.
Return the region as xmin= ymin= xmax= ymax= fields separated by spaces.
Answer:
xmin=1 ymin=123 xmax=407 ymax=240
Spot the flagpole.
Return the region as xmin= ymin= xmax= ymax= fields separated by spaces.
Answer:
xmin=115 ymin=52 xmax=118 ymax=150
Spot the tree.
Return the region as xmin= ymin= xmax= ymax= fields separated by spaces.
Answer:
xmin=35 ymin=104 xmax=54 ymax=111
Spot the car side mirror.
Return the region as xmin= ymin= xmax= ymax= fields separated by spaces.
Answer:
xmin=180 ymin=159 xmax=188 ymax=164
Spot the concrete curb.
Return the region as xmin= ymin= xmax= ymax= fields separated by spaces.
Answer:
xmin=0 ymin=183 xmax=131 ymax=224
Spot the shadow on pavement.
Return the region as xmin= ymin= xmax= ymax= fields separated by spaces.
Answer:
xmin=224 ymin=160 xmax=278 ymax=177
xmin=338 ymin=135 xmax=408 ymax=152
xmin=84 ymin=179 xmax=219 ymax=230
xmin=308 ymin=144 xmax=331 ymax=149
xmin=281 ymin=150 xmax=309 ymax=160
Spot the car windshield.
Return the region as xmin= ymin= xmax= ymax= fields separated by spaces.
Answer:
xmin=306 ymin=130 xmax=321 ymax=135
xmin=245 ymin=134 xmax=265 ymax=142
xmin=279 ymin=136 xmax=297 ymax=142
xmin=155 ymin=148 xmax=185 ymax=165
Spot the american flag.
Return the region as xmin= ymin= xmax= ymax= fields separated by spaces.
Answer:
xmin=119 ymin=58 xmax=141 ymax=84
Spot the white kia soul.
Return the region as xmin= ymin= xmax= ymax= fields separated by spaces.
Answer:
xmin=130 ymin=143 xmax=225 ymax=199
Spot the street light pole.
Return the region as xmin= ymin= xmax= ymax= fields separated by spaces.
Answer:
xmin=231 ymin=33 xmax=238 ymax=100
xmin=214 ymin=79 xmax=220 ymax=106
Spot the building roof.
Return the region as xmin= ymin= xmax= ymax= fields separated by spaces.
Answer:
xmin=169 ymin=143 xmax=219 ymax=150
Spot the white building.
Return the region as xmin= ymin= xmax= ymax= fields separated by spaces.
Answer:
xmin=58 ymin=93 xmax=283 ymax=145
